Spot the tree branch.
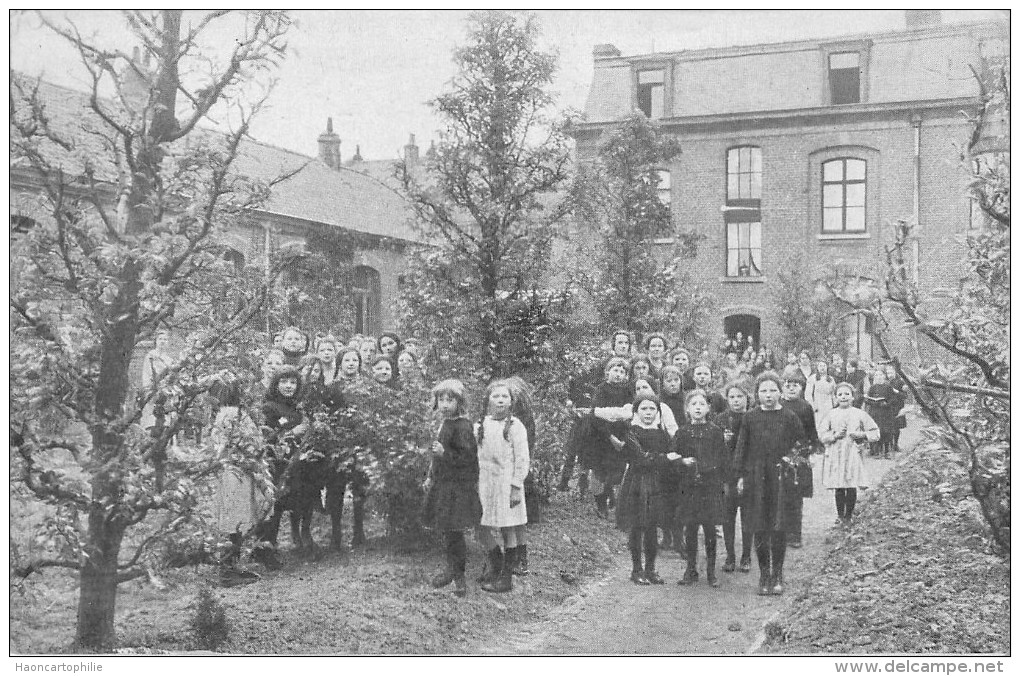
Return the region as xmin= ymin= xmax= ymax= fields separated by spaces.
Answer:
xmin=13 ymin=558 xmax=81 ymax=579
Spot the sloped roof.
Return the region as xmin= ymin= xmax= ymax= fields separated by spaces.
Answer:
xmin=10 ymin=73 xmax=420 ymax=243
xmin=231 ymin=142 xmax=418 ymax=242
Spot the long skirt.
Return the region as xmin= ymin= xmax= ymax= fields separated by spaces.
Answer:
xmin=215 ymin=468 xmax=272 ymax=536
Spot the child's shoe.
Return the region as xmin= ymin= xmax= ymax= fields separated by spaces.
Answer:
xmin=511 ymin=544 xmax=529 ymax=576
xmin=430 ymin=566 xmax=456 ymax=589
xmin=453 ymin=575 xmax=468 ymax=598
xmin=739 ymin=555 xmax=752 ymax=573
xmin=630 ymin=570 xmax=650 ymax=585
xmin=677 ymin=566 xmax=699 ymax=585
xmin=757 ymin=569 xmax=771 ymax=595
xmin=722 ymin=554 xmax=736 ymax=573
xmin=477 ymin=547 xmax=501 ymax=583
xmin=645 ymin=569 xmax=665 ymax=585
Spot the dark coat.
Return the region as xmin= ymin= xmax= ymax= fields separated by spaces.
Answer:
xmin=514 ymin=406 xmax=542 ymax=525
xmin=735 ymin=406 xmax=805 ymax=533
xmin=675 ymin=422 xmax=728 ymax=526
xmin=865 ymin=384 xmax=899 ymax=436
xmin=782 ymin=396 xmax=819 ymax=447
xmin=846 ymin=370 xmax=867 ymax=408
xmin=712 ymin=408 xmax=745 ymax=483
xmin=580 ymin=381 xmax=632 ymax=485
xmin=615 ymin=424 xmax=674 ymax=531
xmin=424 ymin=417 xmax=482 ymax=530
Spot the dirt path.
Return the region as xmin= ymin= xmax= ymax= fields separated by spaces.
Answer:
xmin=485 ymin=449 xmax=908 ymax=654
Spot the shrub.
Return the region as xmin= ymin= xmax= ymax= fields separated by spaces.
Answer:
xmin=188 ymin=585 xmax=230 ymax=651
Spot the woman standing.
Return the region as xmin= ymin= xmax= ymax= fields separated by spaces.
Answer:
xmin=807 ymin=360 xmax=837 ymax=432
xmin=735 ymin=372 xmax=805 ymax=596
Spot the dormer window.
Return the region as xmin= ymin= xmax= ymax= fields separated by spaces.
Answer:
xmin=828 ymin=52 xmax=861 ymax=104
xmin=637 ymin=69 xmax=665 ymax=118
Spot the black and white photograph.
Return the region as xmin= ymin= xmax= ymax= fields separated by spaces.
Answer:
xmin=8 ymin=9 xmax=1010 ymax=664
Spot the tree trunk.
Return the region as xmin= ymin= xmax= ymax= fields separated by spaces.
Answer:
xmin=75 ymin=503 xmax=126 ymax=650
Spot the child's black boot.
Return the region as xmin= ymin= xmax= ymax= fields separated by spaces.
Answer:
xmin=770 ymin=533 xmax=786 ymax=595
xmin=677 ymin=535 xmax=699 ymax=585
xmin=705 ymin=537 xmax=719 ymax=588
xmin=512 ymin=544 xmax=529 ymax=576
xmin=477 ymin=546 xmax=502 ymax=584
xmin=755 ymin=537 xmax=771 ymax=596
xmin=482 ymin=548 xmax=513 ymax=593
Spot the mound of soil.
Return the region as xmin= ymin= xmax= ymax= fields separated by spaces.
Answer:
xmin=762 ymin=438 xmax=1009 ymax=654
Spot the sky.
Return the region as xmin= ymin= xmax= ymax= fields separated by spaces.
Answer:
xmin=9 ymin=9 xmax=1004 ymax=162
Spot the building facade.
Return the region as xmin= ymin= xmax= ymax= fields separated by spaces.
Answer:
xmin=10 ymin=77 xmax=422 ymax=340
xmin=574 ymin=12 xmax=1005 ymax=360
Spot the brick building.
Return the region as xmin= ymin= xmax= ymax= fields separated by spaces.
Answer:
xmin=574 ymin=11 xmax=1005 ymax=361
xmin=10 ymin=76 xmax=422 ymax=339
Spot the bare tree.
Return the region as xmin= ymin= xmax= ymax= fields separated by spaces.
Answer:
xmin=10 ymin=10 xmax=295 ymax=648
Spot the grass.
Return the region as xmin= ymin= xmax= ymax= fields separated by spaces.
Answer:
xmin=10 ymin=488 xmax=623 ymax=654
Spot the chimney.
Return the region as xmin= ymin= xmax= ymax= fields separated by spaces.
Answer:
xmin=905 ymin=10 xmax=942 ymax=29
xmin=317 ymin=117 xmax=341 ymax=169
xmin=351 ymin=144 xmax=363 ymax=163
xmin=593 ymin=43 xmax=622 ymax=60
xmin=404 ymin=133 xmax=419 ymax=170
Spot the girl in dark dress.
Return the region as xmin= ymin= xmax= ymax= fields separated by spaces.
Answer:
xmin=256 ymin=367 xmax=307 ymax=560
xmin=657 ymin=365 xmax=686 ymax=550
xmin=616 ymin=393 xmax=681 ymax=585
xmin=424 ymin=379 xmax=482 ymax=598
xmin=716 ymin=384 xmax=752 ymax=573
xmin=865 ymin=369 xmax=898 ymax=458
xmin=583 ymin=356 xmax=634 ymax=518
xmin=735 ymin=371 xmax=806 ymax=596
xmin=676 ymin=390 xmax=729 ymax=587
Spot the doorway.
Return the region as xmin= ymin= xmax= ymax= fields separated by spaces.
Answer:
xmin=723 ymin=313 xmax=761 ymax=353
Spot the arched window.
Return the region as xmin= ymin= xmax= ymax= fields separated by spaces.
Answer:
xmin=822 ymin=158 xmax=867 ymax=232
xmin=351 ymin=265 xmax=381 ymax=336
xmin=222 ymin=248 xmax=245 ymax=271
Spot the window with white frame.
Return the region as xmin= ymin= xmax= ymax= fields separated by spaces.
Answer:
xmin=822 ymin=158 xmax=866 ymax=232
xmin=726 ymin=146 xmax=762 ymax=202
xmin=726 ymin=221 xmax=762 ymax=278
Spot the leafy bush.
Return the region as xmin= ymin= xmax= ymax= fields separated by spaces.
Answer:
xmin=188 ymin=586 xmax=230 ymax=651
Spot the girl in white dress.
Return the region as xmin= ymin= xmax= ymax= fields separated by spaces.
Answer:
xmin=807 ymin=360 xmax=837 ymax=432
xmin=819 ymin=382 xmax=881 ymax=526
xmin=475 ymin=379 xmax=530 ymax=593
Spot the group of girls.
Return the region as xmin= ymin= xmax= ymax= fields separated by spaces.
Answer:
xmin=780 ymin=351 xmax=907 ymax=458
xmin=562 ymin=329 xmax=895 ymax=596
xmin=206 ymin=325 xmax=540 ymax=598
xmin=206 ymin=327 xmax=431 ymax=583
xmin=423 ymin=377 xmax=533 ymax=597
